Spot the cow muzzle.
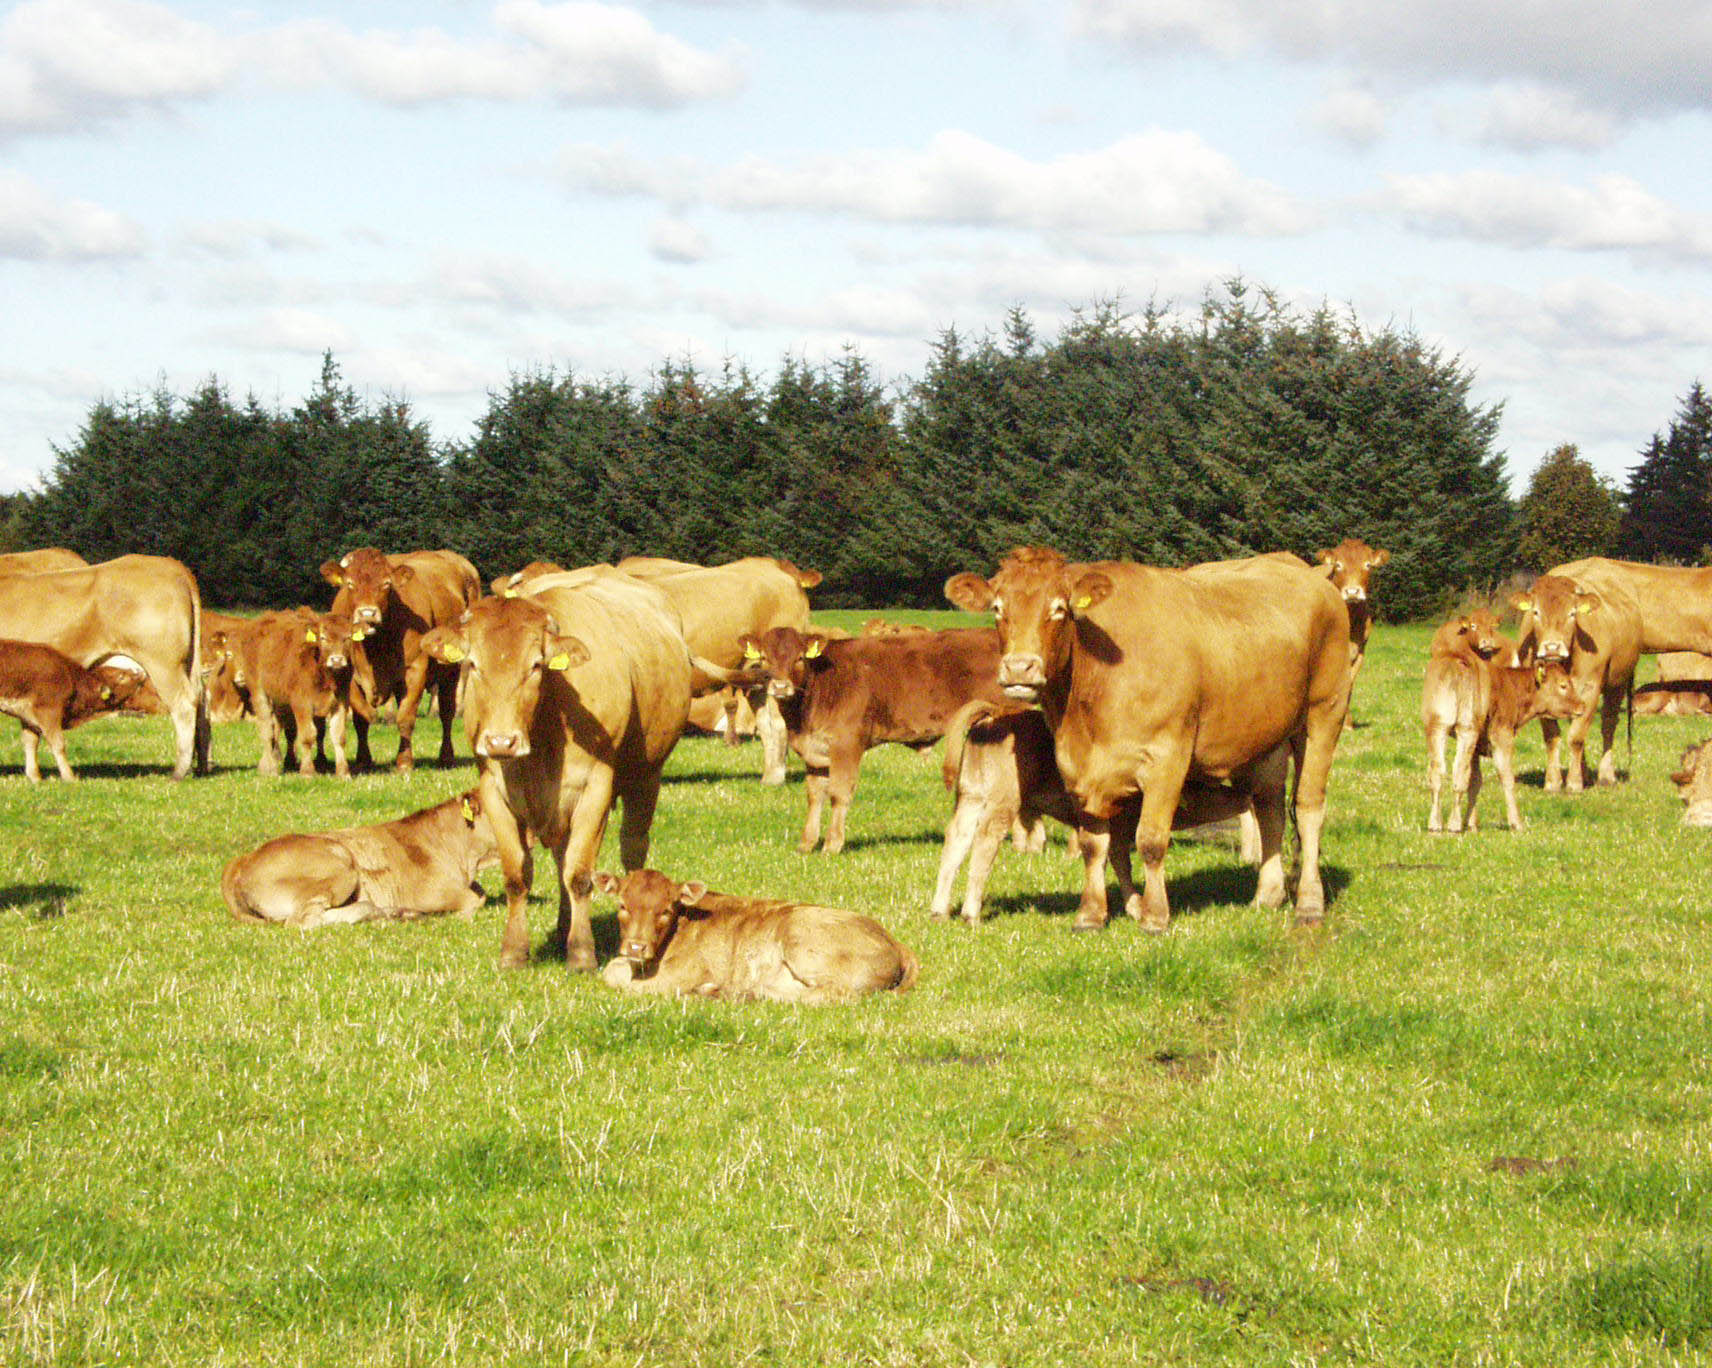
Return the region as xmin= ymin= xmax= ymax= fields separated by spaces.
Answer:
xmin=767 ymin=679 xmax=795 ymax=700
xmin=356 ymin=605 xmax=383 ymax=624
xmin=1342 ymin=586 xmax=1366 ymax=603
xmin=476 ymin=732 xmax=530 ymax=759
xmin=1536 ymin=640 xmax=1570 ymax=663
xmin=999 ymin=655 xmax=1046 ymax=701
xmin=324 ymin=652 xmax=348 ymax=670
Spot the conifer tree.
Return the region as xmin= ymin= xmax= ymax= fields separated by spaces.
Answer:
xmin=1517 ymin=444 xmax=1621 ymax=571
xmin=1620 ymin=383 xmax=1712 ymax=563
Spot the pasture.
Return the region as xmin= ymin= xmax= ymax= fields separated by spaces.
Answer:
xmin=3 ymin=612 xmax=1710 ymax=1366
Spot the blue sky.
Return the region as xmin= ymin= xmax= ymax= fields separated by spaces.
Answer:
xmin=3 ymin=0 xmax=1709 ymax=495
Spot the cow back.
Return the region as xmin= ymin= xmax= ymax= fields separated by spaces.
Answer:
xmin=806 ymin=628 xmax=1003 ymax=745
xmin=619 ymin=558 xmax=815 ymax=673
xmin=0 ymin=548 xmax=87 ymax=574
xmin=0 ymin=554 xmax=201 ymax=687
xmin=1551 ymin=557 xmax=1712 ymax=657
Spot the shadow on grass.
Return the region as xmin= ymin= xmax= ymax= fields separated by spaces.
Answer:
xmin=662 ymin=768 xmax=756 ymax=786
xmin=982 ymin=861 xmax=1353 ymax=923
xmin=838 ymin=828 xmax=946 ymax=852
xmin=0 ymin=883 xmax=78 ymax=918
xmin=524 ymin=907 xmax=623 ymax=965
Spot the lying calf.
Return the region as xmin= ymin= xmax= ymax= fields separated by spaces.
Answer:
xmin=222 ymin=789 xmax=498 ymax=928
xmin=1635 ymin=681 xmax=1712 ymax=717
xmin=595 ymin=869 xmax=918 ymax=1002
xmin=1670 ymin=740 xmax=1712 ymax=827
xmin=930 ymin=700 xmax=1284 ymax=925
xmin=0 ymin=639 xmax=148 ymax=781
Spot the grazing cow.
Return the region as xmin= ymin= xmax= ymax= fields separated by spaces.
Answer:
xmin=222 ymin=789 xmax=499 ymax=928
xmin=615 ymin=555 xmax=822 ymax=786
xmin=0 ymin=555 xmax=208 ymax=779
xmin=0 ymin=641 xmax=148 ymax=780
xmin=929 ymin=700 xmax=1285 ymax=925
xmin=215 ymin=609 xmax=363 ymax=777
xmin=321 ymin=548 xmax=480 ymax=771
xmin=736 ymin=625 xmax=1006 ymax=853
xmin=946 ymin=547 xmax=1349 ymax=931
xmin=421 ymin=571 xmax=692 ymax=970
xmin=0 ymin=548 xmax=87 ymax=574
xmin=1423 ymin=635 xmax=1581 ymax=833
xmin=595 ymin=869 xmax=917 ymax=1002
xmin=1670 ymin=741 xmax=1712 ymax=827
xmin=1512 ymin=572 xmax=1642 ymax=791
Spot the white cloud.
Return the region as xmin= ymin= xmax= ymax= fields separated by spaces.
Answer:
xmin=183 ymin=219 xmax=321 ymax=258
xmin=1460 ymin=82 xmax=1617 ymax=151
xmin=217 ymin=308 xmax=357 ymax=354
xmin=1073 ymin=0 xmax=1712 ymax=118
xmin=1457 ymin=277 xmax=1712 ymax=351
xmin=648 ymin=216 xmax=710 ymax=263
xmin=0 ymin=0 xmax=235 ymax=138
xmin=564 ymin=129 xmax=1316 ymax=237
xmin=264 ymin=2 xmax=744 ymax=109
xmin=1380 ymin=171 xmax=1712 ymax=261
xmin=1305 ymin=85 xmax=1388 ymax=147
xmin=0 ymin=170 xmax=144 ymax=259
xmin=429 ymin=254 xmax=636 ymax=316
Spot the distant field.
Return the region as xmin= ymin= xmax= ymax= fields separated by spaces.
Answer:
xmin=3 ymin=612 xmax=1710 ymax=1366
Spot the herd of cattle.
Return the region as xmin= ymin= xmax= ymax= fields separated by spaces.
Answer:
xmin=4 ymin=540 xmax=1712 ymax=1001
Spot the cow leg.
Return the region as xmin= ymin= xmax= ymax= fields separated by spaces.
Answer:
xmin=757 ymin=695 xmax=789 ymax=785
xmin=41 ymin=724 xmax=75 ymax=782
xmin=483 ymin=770 xmax=535 ymax=970
xmin=1291 ymin=710 xmax=1342 ymax=925
xmin=930 ymin=792 xmax=984 ymax=921
xmin=434 ymin=665 xmax=459 ymax=765
xmin=1465 ymin=750 xmax=1485 ymax=832
xmin=162 ymin=675 xmax=202 ymax=782
xmin=1071 ymin=816 xmax=1112 ymax=930
xmin=352 ymin=714 xmax=375 ymax=772
xmin=392 ymin=656 xmax=433 ymax=772
xmin=19 ymin=726 xmax=44 ymax=782
xmin=960 ymin=803 xmax=1020 ymax=926
xmin=1563 ymin=704 xmax=1596 ymax=794
xmin=1108 ymin=797 xmax=1143 ymax=922
xmin=327 ymin=706 xmax=350 ymax=779
xmin=1425 ymin=715 xmax=1449 ymax=832
xmin=254 ymin=698 xmax=283 ymax=777
xmin=721 ymin=689 xmax=742 ymax=749
xmin=553 ymin=769 xmax=616 ymax=972
xmin=819 ymin=741 xmax=862 ymax=854
xmin=290 ymin=704 xmax=317 ymax=777
xmin=617 ymin=769 xmax=662 ymax=872
xmin=1132 ymin=777 xmax=1187 ymax=934
xmin=1447 ymin=729 xmax=1476 ymax=833
xmin=1540 ymin=717 xmax=1564 ymax=793
xmin=1596 ymin=686 xmax=1624 ymax=786
xmin=799 ymin=764 xmax=829 ymax=852
xmin=1490 ymin=729 xmax=1523 ymax=830
xmin=194 ymin=696 xmax=212 ymax=776
xmin=1251 ymin=771 xmax=1288 ymax=910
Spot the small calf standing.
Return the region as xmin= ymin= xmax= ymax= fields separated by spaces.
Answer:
xmin=595 ymin=869 xmax=918 ymax=1002
xmin=0 ymin=640 xmax=147 ymax=781
xmin=1670 ymin=741 xmax=1712 ymax=826
xmin=1423 ymin=641 xmax=1581 ymax=832
xmin=930 ymin=700 xmax=1284 ymax=925
xmin=222 ymin=789 xmax=499 ymax=928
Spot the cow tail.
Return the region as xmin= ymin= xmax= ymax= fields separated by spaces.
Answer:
xmin=190 ymin=574 xmax=211 ymax=774
xmin=1626 ymin=676 xmax=1635 ymax=779
xmin=942 ymin=699 xmax=997 ymax=792
xmin=894 ymin=942 xmax=920 ymax=993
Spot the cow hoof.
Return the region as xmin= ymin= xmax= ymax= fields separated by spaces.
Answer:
xmin=565 ymin=951 xmax=598 ymax=974
xmin=1070 ymin=918 xmax=1107 ymax=933
xmin=395 ymin=757 xmax=415 ymax=775
xmin=1293 ymin=913 xmax=1324 ymax=929
xmin=929 ymin=907 xmax=950 ymax=921
xmin=498 ymin=951 xmax=529 ymax=971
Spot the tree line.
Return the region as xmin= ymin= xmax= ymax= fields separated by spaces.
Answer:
xmin=7 ymin=280 xmax=1704 ymax=620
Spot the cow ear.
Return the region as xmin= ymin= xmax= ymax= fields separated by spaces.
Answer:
xmin=593 ymin=871 xmax=621 ymax=895
xmin=545 ymin=634 xmax=590 ymax=672
xmin=421 ymin=626 xmax=467 ymax=664
xmin=319 ymin=560 xmax=344 ymax=587
xmin=1315 ymin=547 xmax=1335 ymax=564
xmin=802 ymin=634 xmax=829 ymax=661
xmin=944 ymin=572 xmax=995 ymax=613
xmin=739 ymin=633 xmax=764 ymax=663
xmin=1368 ymin=549 xmax=1390 ymax=568
xmin=1509 ymin=593 xmax=1534 ymax=615
xmin=391 ymin=563 xmax=416 ymax=586
xmin=1573 ymin=590 xmax=1602 ymax=617
xmin=678 ymin=881 xmax=708 ymax=906
xmin=1069 ymin=571 xmax=1112 ymax=614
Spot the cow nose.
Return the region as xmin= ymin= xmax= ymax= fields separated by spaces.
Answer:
xmin=479 ymin=732 xmax=528 ymax=758
xmin=1343 ymin=586 xmax=1366 ymax=603
xmin=768 ymin=680 xmax=794 ymax=699
xmin=1538 ymin=640 xmax=1569 ymax=661
xmin=1000 ymin=654 xmax=1045 ymax=684
xmin=357 ymin=605 xmax=382 ymax=624
xmin=325 ymin=652 xmax=348 ymax=669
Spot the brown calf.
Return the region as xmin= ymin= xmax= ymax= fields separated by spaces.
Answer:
xmin=211 ymin=610 xmax=365 ymax=776
xmin=1423 ymin=653 xmax=1581 ymax=833
xmin=0 ymin=640 xmax=148 ymax=780
xmin=595 ymin=869 xmax=918 ymax=1002
xmin=222 ymin=789 xmax=499 ymax=928
xmin=737 ymin=625 xmax=1006 ymax=853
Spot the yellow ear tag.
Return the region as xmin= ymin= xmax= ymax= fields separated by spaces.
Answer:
xmin=305 ymin=627 xmax=318 ymax=644
xmin=329 ymin=573 xmax=342 ymax=586
xmin=743 ymin=642 xmax=762 ymax=662
xmin=442 ymin=644 xmax=465 ymax=663
xmin=460 ymin=798 xmax=474 ymax=822
xmin=1535 ymin=666 xmax=1545 ymax=685
xmin=100 ymin=686 xmax=112 ymax=700
xmin=1516 ymin=597 xmax=1533 ymax=613
xmin=503 ymin=586 xmax=519 ymax=598
xmin=1073 ymin=594 xmax=1093 ymax=610
xmin=547 ymin=650 xmax=571 ymax=671
xmin=803 ymin=640 xmax=822 ymax=659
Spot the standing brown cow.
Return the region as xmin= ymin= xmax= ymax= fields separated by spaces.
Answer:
xmin=946 ymin=547 xmax=1349 ymax=931
xmin=615 ymin=555 xmax=822 ymax=785
xmin=1512 ymin=572 xmax=1641 ymax=791
xmin=321 ymin=548 xmax=480 ymax=772
xmin=212 ymin=609 xmax=364 ymax=777
xmin=0 ymin=548 xmax=87 ymax=574
xmin=0 ymin=555 xmax=208 ymax=779
xmin=421 ymin=570 xmax=692 ymax=970
xmin=0 ymin=641 xmax=148 ymax=780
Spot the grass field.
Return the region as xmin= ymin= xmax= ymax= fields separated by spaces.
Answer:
xmin=3 ymin=610 xmax=1710 ymax=1366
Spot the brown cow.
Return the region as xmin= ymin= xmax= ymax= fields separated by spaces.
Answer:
xmin=946 ymin=547 xmax=1349 ymax=931
xmin=616 ymin=556 xmax=822 ymax=785
xmin=222 ymin=789 xmax=499 ymax=927
xmin=595 ymin=869 xmax=918 ymax=1002
xmin=929 ymin=700 xmax=1284 ymax=925
xmin=321 ymin=548 xmax=480 ymax=771
xmin=0 ymin=548 xmax=87 ymax=574
xmin=1423 ymin=632 xmax=1581 ymax=833
xmin=1316 ymin=538 xmax=1389 ymax=725
xmin=201 ymin=610 xmax=257 ymax=723
xmin=1512 ymin=572 xmax=1642 ymax=791
xmin=0 ymin=641 xmax=148 ymax=780
xmin=0 ymin=555 xmax=208 ymax=779
xmin=421 ymin=571 xmax=692 ymax=970
xmin=1670 ymin=740 xmax=1712 ymax=826
xmin=736 ymin=625 xmax=1006 ymax=854
xmin=214 ymin=609 xmax=364 ymax=777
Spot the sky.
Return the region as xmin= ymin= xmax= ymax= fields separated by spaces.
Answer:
xmin=3 ymin=0 xmax=1710 ymax=497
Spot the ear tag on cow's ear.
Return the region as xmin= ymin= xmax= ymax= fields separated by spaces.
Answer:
xmin=100 ymin=686 xmax=112 ymax=701
xmin=305 ymin=627 xmax=318 ymax=644
xmin=440 ymin=643 xmax=464 ymax=663
xmin=460 ymin=797 xmax=474 ymax=822
xmin=1535 ymin=666 xmax=1545 ymax=685
xmin=804 ymin=639 xmax=823 ymax=659
xmin=1515 ymin=597 xmax=1533 ymax=614
xmin=502 ymin=588 xmax=518 ymax=598
xmin=743 ymin=642 xmax=762 ymax=662
xmin=547 ymin=650 xmax=572 ymax=671
xmin=1073 ymin=593 xmax=1094 ymax=611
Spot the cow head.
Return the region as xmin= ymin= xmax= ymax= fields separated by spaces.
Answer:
xmin=594 ymin=868 xmax=708 ymax=969
xmin=86 ymin=661 xmax=149 ymax=715
xmin=1447 ymin=609 xmax=1507 ymax=661
xmin=303 ymin=613 xmax=361 ymax=674
xmin=945 ymin=546 xmax=1108 ymax=705
xmin=421 ymin=596 xmax=588 ymax=760
xmin=452 ymin=788 xmax=503 ymax=868
xmin=1511 ymin=575 xmax=1600 ymax=665
xmin=1526 ymin=660 xmax=1582 ymax=723
xmin=736 ymin=627 xmax=830 ymax=701
xmin=1672 ymin=741 xmax=1712 ymax=827
xmin=1317 ymin=539 xmax=1389 ymax=606
xmin=322 ymin=548 xmax=415 ymax=628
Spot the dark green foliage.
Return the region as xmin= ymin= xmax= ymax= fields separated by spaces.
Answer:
xmin=22 ymin=285 xmax=1515 ymax=616
xmin=1620 ymin=383 xmax=1712 ymax=564
xmin=1517 ymin=444 xmax=1622 ymax=571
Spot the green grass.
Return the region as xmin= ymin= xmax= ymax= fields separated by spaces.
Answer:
xmin=3 ymin=613 xmax=1711 ymax=1365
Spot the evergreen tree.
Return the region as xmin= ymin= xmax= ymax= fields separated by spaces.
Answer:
xmin=1516 ymin=444 xmax=1621 ymax=571
xmin=1620 ymin=382 xmax=1712 ymax=563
